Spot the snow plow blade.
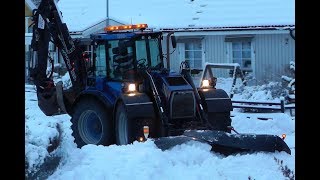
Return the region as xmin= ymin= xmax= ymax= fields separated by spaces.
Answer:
xmin=154 ymin=130 xmax=291 ymax=155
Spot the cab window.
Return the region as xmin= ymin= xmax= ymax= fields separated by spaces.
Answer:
xmin=108 ymin=40 xmax=134 ymax=80
xmin=95 ymin=44 xmax=107 ymax=77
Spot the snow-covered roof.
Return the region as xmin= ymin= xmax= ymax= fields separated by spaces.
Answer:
xmin=58 ymin=0 xmax=295 ymax=32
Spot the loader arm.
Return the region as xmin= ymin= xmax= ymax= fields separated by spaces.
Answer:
xmin=30 ymin=0 xmax=87 ymax=115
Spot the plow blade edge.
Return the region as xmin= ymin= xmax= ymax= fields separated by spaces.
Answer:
xmin=154 ymin=130 xmax=291 ymax=155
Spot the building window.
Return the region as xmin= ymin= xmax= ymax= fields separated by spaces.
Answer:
xmin=185 ymin=41 xmax=202 ymax=69
xmin=232 ymin=41 xmax=252 ymax=71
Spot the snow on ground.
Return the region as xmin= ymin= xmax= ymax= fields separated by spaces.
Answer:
xmin=232 ymin=81 xmax=286 ymax=102
xmin=50 ymin=142 xmax=293 ymax=180
xmin=25 ymin=84 xmax=71 ymax=175
xmin=48 ymin=111 xmax=294 ymax=180
xmin=25 ymin=82 xmax=295 ymax=179
xmin=232 ymin=112 xmax=295 ymax=155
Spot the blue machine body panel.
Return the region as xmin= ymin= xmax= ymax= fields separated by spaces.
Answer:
xmin=79 ymin=77 xmax=123 ymax=108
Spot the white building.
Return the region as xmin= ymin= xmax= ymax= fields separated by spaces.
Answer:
xmin=26 ymin=0 xmax=295 ymax=84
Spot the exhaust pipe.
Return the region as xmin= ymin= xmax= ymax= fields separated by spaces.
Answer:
xmin=166 ymin=32 xmax=175 ymax=69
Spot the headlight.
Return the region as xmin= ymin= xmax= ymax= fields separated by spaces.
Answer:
xmin=201 ymin=79 xmax=210 ymax=88
xmin=122 ymin=83 xmax=137 ymax=94
xmin=128 ymin=83 xmax=136 ymax=92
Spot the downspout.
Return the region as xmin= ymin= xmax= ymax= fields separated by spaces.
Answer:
xmin=289 ymin=28 xmax=295 ymax=40
xmin=166 ymin=32 xmax=175 ymax=69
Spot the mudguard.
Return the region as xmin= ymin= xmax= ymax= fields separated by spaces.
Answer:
xmin=154 ymin=130 xmax=291 ymax=155
xmin=117 ymin=93 xmax=157 ymax=138
xmin=119 ymin=93 xmax=156 ymax=120
xmin=73 ymin=89 xmax=114 ymax=110
xmin=199 ymin=89 xmax=233 ymax=113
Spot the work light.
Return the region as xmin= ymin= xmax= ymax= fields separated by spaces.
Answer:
xmin=201 ymin=79 xmax=210 ymax=88
xmin=128 ymin=84 xmax=136 ymax=92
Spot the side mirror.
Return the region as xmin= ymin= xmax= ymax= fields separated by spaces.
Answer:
xmin=171 ymin=35 xmax=177 ymax=49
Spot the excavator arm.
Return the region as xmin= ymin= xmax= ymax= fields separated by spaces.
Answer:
xmin=30 ymin=0 xmax=87 ymax=115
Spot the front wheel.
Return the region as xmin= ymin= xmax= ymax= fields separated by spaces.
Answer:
xmin=71 ymin=99 xmax=113 ymax=148
xmin=115 ymin=102 xmax=135 ymax=145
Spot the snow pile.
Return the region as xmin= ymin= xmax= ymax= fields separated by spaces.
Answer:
xmin=232 ymin=81 xmax=285 ymax=101
xmin=232 ymin=112 xmax=294 ymax=135
xmin=232 ymin=112 xmax=295 ymax=156
xmin=25 ymin=84 xmax=71 ymax=178
xmin=50 ymin=140 xmax=294 ymax=180
xmin=281 ymin=61 xmax=295 ymax=96
xmin=25 ymin=85 xmax=58 ymax=173
xmin=25 ymin=115 xmax=59 ymax=172
xmin=48 ymin=114 xmax=295 ymax=180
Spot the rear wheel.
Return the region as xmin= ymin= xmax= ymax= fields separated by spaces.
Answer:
xmin=115 ymin=102 xmax=135 ymax=145
xmin=207 ymin=112 xmax=231 ymax=133
xmin=71 ymin=99 xmax=113 ymax=148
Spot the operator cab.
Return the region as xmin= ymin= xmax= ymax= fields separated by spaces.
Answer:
xmin=88 ymin=24 xmax=164 ymax=83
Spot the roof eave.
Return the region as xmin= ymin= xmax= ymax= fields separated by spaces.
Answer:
xmin=159 ymin=24 xmax=295 ymax=32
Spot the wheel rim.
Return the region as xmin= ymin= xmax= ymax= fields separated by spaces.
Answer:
xmin=78 ymin=110 xmax=103 ymax=144
xmin=118 ymin=110 xmax=129 ymax=145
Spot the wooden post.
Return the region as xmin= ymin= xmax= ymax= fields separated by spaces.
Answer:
xmin=280 ymin=97 xmax=285 ymax=113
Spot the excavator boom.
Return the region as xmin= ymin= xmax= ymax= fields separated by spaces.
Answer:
xmin=30 ymin=0 xmax=87 ymax=115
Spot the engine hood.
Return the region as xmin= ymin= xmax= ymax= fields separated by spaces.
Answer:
xmin=150 ymin=71 xmax=196 ymax=120
xmin=161 ymin=73 xmax=193 ymax=92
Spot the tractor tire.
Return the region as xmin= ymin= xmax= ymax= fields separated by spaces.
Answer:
xmin=71 ymin=99 xmax=113 ymax=148
xmin=207 ymin=112 xmax=232 ymax=133
xmin=115 ymin=102 xmax=135 ymax=145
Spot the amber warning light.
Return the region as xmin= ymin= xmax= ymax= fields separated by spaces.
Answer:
xmin=143 ymin=126 xmax=149 ymax=138
xmin=104 ymin=24 xmax=148 ymax=31
xmin=281 ymin=134 xmax=286 ymax=140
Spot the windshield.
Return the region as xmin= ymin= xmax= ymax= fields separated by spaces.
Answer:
xmin=135 ymin=37 xmax=162 ymax=68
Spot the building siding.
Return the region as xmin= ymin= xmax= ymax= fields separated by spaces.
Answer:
xmin=204 ymin=36 xmax=227 ymax=63
xmin=161 ymin=38 xmax=180 ymax=72
xmin=167 ymin=33 xmax=295 ymax=83
xmin=165 ymin=35 xmax=229 ymax=76
xmin=254 ymin=34 xmax=295 ymax=84
xmin=204 ymin=36 xmax=230 ymax=77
